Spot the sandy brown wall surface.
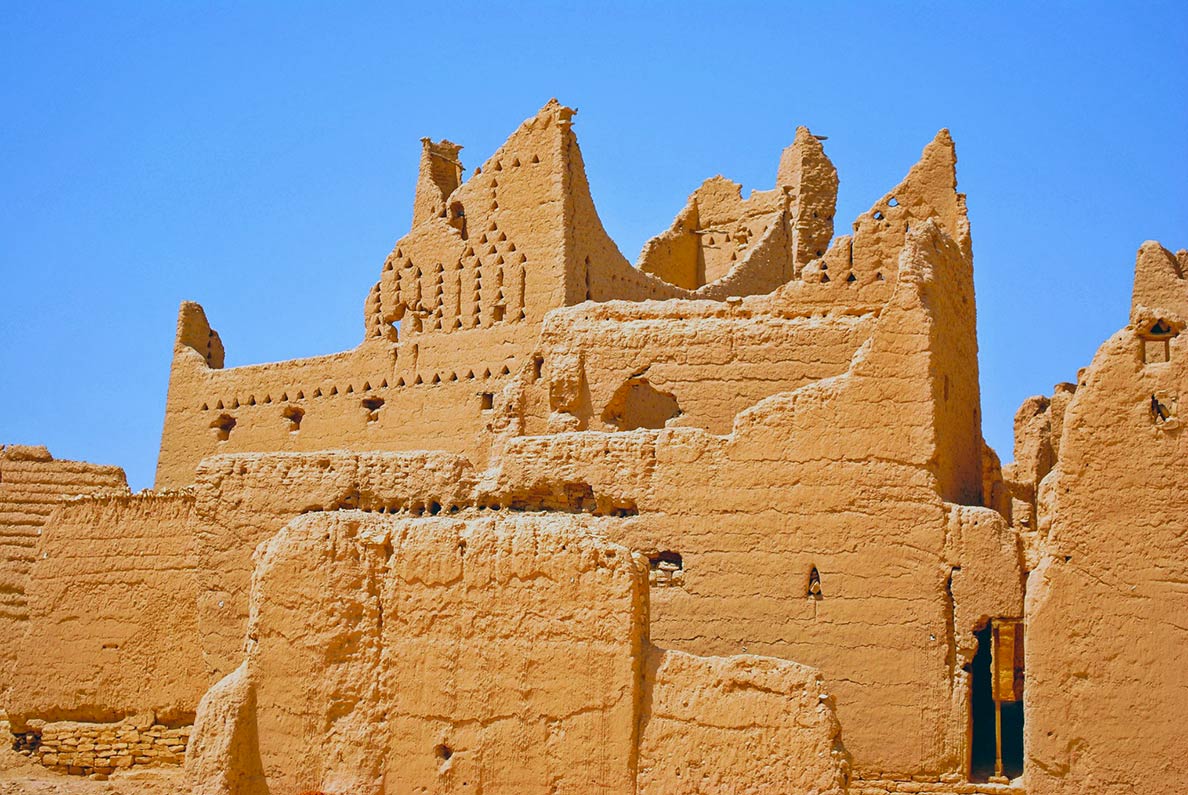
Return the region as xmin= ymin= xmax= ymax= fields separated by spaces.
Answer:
xmin=0 ymin=446 xmax=128 ymax=711
xmin=7 ymin=492 xmax=202 ymax=728
xmin=1025 ymin=242 xmax=1188 ymax=795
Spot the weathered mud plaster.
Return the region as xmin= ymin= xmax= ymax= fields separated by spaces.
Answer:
xmin=1021 ymin=241 xmax=1188 ymax=795
xmin=0 ymin=446 xmax=128 ymax=709
xmin=185 ymin=512 xmax=845 ymax=795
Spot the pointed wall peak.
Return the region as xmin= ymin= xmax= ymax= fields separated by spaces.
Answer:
xmin=1131 ymin=240 xmax=1188 ymax=323
xmin=175 ymin=301 xmax=224 ymax=369
xmin=776 ymin=126 xmax=838 ymax=273
xmin=848 ymin=131 xmax=968 ymax=281
xmin=412 ymin=138 xmax=464 ymax=227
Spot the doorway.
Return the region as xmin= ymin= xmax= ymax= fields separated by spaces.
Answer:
xmin=970 ymin=621 xmax=1023 ymax=781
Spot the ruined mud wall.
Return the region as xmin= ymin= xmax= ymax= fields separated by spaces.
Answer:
xmin=488 ymin=223 xmax=1019 ymax=777
xmin=191 ymin=511 xmax=647 ymax=794
xmin=533 ymin=301 xmax=879 ymax=434
xmin=186 ymin=510 xmax=846 ymax=795
xmin=157 ymin=103 xmax=855 ymax=489
xmin=637 ymin=126 xmax=837 ymax=292
xmin=1025 ymin=242 xmax=1188 ymax=795
xmin=636 ymin=649 xmax=846 ymax=794
xmin=190 ymin=450 xmax=479 ymax=683
xmin=7 ymin=492 xmax=203 ymax=728
xmin=0 ymin=445 xmax=128 ymax=708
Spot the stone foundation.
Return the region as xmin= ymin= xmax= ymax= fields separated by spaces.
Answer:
xmin=11 ymin=716 xmax=190 ymax=777
xmin=852 ymin=777 xmax=1025 ymax=795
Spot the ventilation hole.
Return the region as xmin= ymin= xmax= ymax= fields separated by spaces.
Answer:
xmin=648 ymin=551 xmax=684 ymax=587
xmin=362 ymin=397 xmax=385 ymax=423
xmin=1151 ymin=319 xmax=1173 ymax=336
xmin=211 ymin=414 xmax=236 ymax=441
xmin=807 ymin=566 xmax=823 ymax=599
xmin=283 ymin=406 xmax=304 ymax=432
xmin=873 ymin=211 xmax=884 ymax=221
xmin=492 ymin=304 xmax=506 ymax=323
xmin=530 ymin=154 xmax=540 ymax=163
xmin=875 ymin=272 xmax=885 ymax=281
xmin=500 ymin=364 xmax=510 ymax=375
xmin=649 ymin=551 xmax=682 ymax=569
xmin=480 ymin=393 xmax=494 ymax=411
xmin=821 ymin=273 xmax=830 ymax=283
xmin=888 ymin=197 xmax=899 ymax=207
xmin=846 ymin=273 xmax=857 ymax=283
xmin=435 ymin=744 xmax=453 ymax=762
xmin=533 ymin=357 xmax=544 ymax=380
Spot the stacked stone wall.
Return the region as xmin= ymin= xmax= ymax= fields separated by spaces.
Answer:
xmin=14 ymin=717 xmax=190 ymax=777
xmin=851 ymin=778 xmax=1024 ymax=795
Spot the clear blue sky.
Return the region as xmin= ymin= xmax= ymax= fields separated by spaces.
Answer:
xmin=2 ymin=2 xmax=1185 ymax=490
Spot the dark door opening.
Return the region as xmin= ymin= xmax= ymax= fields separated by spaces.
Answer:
xmin=971 ymin=624 xmax=996 ymax=780
xmin=971 ymin=621 xmax=1024 ymax=782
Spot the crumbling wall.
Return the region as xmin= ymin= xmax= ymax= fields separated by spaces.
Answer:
xmin=186 ymin=510 xmax=848 ymax=795
xmin=190 ymin=450 xmax=478 ymax=683
xmin=533 ymin=300 xmax=879 ymax=435
xmin=1 ymin=102 xmax=1065 ymax=791
xmin=636 ymin=649 xmax=846 ymax=794
xmin=490 ymin=221 xmax=1016 ymax=777
xmin=1002 ymin=383 xmax=1075 ymax=567
xmin=155 ymin=103 xmax=864 ymax=491
xmin=637 ymin=125 xmax=837 ymax=293
xmin=191 ymin=511 xmax=646 ymax=794
xmin=0 ymin=445 xmax=128 ymax=709
xmin=7 ymin=492 xmax=203 ymax=728
xmin=1025 ymin=242 xmax=1188 ymax=795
